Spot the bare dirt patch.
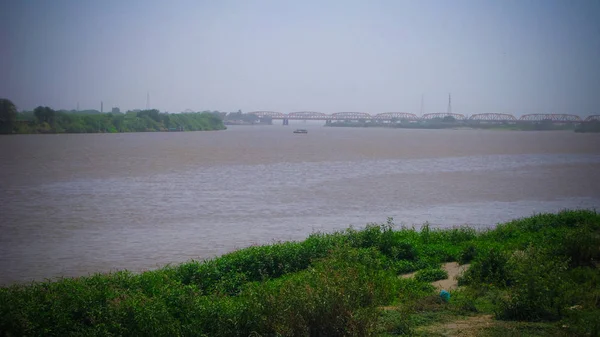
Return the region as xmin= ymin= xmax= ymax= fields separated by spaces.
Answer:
xmin=418 ymin=314 xmax=495 ymax=336
xmin=432 ymin=262 xmax=470 ymax=291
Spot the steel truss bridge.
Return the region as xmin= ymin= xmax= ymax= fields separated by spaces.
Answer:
xmin=246 ymin=111 xmax=599 ymax=123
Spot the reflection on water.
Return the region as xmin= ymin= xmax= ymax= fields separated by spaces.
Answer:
xmin=1 ymin=127 xmax=599 ymax=284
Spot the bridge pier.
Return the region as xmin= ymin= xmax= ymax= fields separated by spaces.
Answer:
xmin=283 ymin=118 xmax=289 ymax=125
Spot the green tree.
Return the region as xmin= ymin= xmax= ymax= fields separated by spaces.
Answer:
xmin=136 ymin=109 xmax=161 ymax=122
xmin=0 ymin=98 xmax=18 ymax=133
xmin=33 ymin=106 xmax=56 ymax=125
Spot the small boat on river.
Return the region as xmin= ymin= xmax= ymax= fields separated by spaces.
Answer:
xmin=293 ymin=129 xmax=308 ymax=134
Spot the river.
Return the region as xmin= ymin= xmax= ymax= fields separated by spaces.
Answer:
xmin=1 ymin=125 xmax=599 ymax=285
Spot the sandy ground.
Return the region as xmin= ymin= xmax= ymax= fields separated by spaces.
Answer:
xmin=420 ymin=314 xmax=495 ymax=337
xmin=432 ymin=262 xmax=470 ymax=291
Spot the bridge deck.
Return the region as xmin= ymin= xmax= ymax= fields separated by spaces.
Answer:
xmin=245 ymin=112 xmax=593 ymax=123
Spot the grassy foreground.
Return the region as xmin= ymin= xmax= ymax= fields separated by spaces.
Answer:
xmin=1 ymin=210 xmax=599 ymax=336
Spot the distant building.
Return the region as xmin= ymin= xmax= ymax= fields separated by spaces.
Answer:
xmin=112 ymin=107 xmax=120 ymax=114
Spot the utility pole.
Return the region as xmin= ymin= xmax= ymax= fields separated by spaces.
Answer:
xmin=447 ymin=93 xmax=452 ymax=114
xmin=146 ymin=92 xmax=150 ymax=110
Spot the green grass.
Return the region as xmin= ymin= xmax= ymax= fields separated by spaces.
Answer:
xmin=1 ymin=210 xmax=599 ymax=336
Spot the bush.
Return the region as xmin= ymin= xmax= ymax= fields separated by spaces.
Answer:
xmin=414 ymin=268 xmax=448 ymax=283
xmin=376 ymin=308 xmax=413 ymax=336
xmin=458 ymin=246 xmax=511 ymax=287
xmin=178 ymin=237 xmax=341 ymax=295
xmin=458 ymin=244 xmax=476 ymax=264
xmin=448 ymin=289 xmax=479 ymax=314
xmin=390 ymin=241 xmax=419 ymax=261
xmin=345 ymin=222 xmax=418 ymax=261
xmin=556 ymin=226 xmax=600 ymax=268
xmin=497 ymin=245 xmax=572 ymax=321
xmin=396 ymin=278 xmax=436 ymax=301
xmin=418 ymin=244 xmax=459 ymax=263
xmin=241 ymin=247 xmax=402 ymax=336
xmin=395 ymin=260 xmax=418 ymax=274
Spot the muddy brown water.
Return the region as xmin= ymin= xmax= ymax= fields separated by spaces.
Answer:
xmin=1 ymin=125 xmax=599 ymax=285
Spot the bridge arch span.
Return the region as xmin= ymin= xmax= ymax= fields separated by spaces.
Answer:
xmin=374 ymin=112 xmax=419 ymax=120
xmin=469 ymin=113 xmax=517 ymax=121
xmin=331 ymin=112 xmax=372 ymax=120
xmin=519 ymin=114 xmax=581 ymax=122
xmin=422 ymin=113 xmax=466 ymax=120
xmin=584 ymin=115 xmax=600 ymax=122
xmin=287 ymin=111 xmax=327 ymax=120
xmin=247 ymin=111 xmax=285 ymax=119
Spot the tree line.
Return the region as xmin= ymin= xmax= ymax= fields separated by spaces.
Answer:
xmin=0 ymin=99 xmax=226 ymax=134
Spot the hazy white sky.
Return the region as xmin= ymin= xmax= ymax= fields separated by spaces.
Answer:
xmin=2 ymin=0 xmax=600 ymax=115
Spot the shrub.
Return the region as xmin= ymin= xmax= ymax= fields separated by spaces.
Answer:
xmin=241 ymin=246 xmax=402 ymax=336
xmin=390 ymin=241 xmax=419 ymax=261
xmin=414 ymin=268 xmax=448 ymax=283
xmin=458 ymin=246 xmax=511 ymax=287
xmin=556 ymin=226 xmax=600 ymax=268
xmin=458 ymin=244 xmax=476 ymax=264
xmin=179 ymin=237 xmax=341 ymax=295
xmin=445 ymin=288 xmax=480 ymax=314
xmin=395 ymin=260 xmax=418 ymax=274
xmin=396 ymin=278 xmax=436 ymax=301
xmin=376 ymin=308 xmax=413 ymax=336
xmin=497 ymin=245 xmax=572 ymax=322
xmin=345 ymin=222 xmax=419 ymax=261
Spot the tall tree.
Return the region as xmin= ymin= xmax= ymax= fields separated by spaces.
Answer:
xmin=0 ymin=98 xmax=18 ymax=133
xmin=34 ymin=106 xmax=55 ymax=124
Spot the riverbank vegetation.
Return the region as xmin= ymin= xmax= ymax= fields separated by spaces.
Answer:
xmin=575 ymin=120 xmax=600 ymax=133
xmin=1 ymin=210 xmax=599 ymax=336
xmin=0 ymin=98 xmax=226 ymax=134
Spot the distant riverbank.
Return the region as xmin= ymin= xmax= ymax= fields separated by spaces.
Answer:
xmin=7 ymin=108 xmax=226 ymax=134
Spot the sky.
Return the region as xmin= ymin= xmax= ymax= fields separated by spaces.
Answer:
xmin=2 ymin=0 xmax=600 ymax=116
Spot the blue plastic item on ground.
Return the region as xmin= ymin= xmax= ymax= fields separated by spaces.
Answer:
xmin=440 ymin=289 xmax=451 ymax=302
